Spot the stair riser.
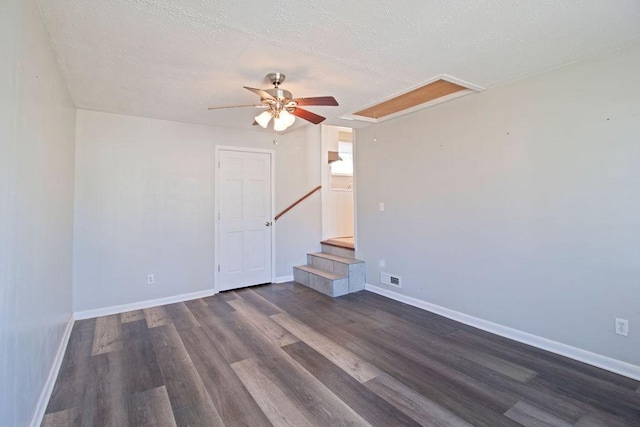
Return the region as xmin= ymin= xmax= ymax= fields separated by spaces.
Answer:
xmin=311 ymin=274 xmax=349 ymax=297
xmin=293 ymin=266 xmax=349 ymax=297
xmin=320 ymin=243 xmax=355 ymax=259
xmin=293 ymin=268 xmax=310 ymax=286
xmin=307 ymin=254 xmax=349 ymax=276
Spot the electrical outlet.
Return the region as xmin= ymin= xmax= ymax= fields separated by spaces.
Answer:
xmin=147 ymin=274 xmax=155 ymax=285
xmin=378 ymin=259 xmax=386 ymax=268
xmin=615 ymin=318 xmax=629 ymax=336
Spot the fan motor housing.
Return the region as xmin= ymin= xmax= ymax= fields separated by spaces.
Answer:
xmin=265 ymin=88 xmax=292 ymax=100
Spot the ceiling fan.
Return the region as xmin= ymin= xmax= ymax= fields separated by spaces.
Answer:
xmin=208 ymin=72 xmax=338 ymax=131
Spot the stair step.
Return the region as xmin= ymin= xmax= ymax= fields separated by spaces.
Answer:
xmin=293 ymin=265 xmax=349 ymax=297
xmin=309 ymin=252 xmax=363 ymax=265
xmin=307 ymin=252 xmax=365 ymax=279
xmin=320 ymin=243 xmax=355 ymax=259
xmin=294 ymin=265 xmax=346 ymax=280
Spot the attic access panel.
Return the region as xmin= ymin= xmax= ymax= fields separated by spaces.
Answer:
xmin=352 ymin=77 xmax=481 ymax=121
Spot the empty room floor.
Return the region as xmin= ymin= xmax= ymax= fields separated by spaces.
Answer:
xmin=43 ymin=283 xmax=640 ymax=426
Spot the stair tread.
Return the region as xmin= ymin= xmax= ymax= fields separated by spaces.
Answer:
xmin=310 ymin=252 xmax=364 ymax=264
xmin=294 ymin=265 xmax=347 ymax=280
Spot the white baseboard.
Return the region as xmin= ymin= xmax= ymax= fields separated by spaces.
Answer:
xmin=275 ymin=275 xmax=294 ymax=283
xmin=365 ymin=283 xmax=640 ymax=381
xmin=30 ymin=315 xmax=75 ymax=427
xmin=74 ymin=288 xmax=218 ymax=320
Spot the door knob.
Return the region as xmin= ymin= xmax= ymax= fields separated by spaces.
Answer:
xmin=265 ymin=221 xmax=272 ymax=227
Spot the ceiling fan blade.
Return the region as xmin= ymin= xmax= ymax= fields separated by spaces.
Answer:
xmin=244 ymin=86 xmax=276 ymax=100
xmin=292 ymin=107 xmax=326 ymax=124
xmin=208 ymin=104 xmax=264 ymax=110
xmin=293 ymin=96 xmax=339 ymax=106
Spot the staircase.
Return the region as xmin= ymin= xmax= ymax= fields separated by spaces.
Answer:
xmin=293 ymin=242 xmax=365 ymax=297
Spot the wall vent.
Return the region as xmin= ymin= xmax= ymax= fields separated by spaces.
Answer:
xmin=380 ymin=272 xmax=401 ymax=287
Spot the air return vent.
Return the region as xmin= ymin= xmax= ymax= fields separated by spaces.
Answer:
xmin=380 ymin=272 xmax=401 ymax=287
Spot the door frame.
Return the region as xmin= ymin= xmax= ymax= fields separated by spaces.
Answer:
xmin=214 ymin=145 xmax=276 ymax=292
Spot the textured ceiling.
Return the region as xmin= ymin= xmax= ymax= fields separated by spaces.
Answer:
xmin=37 ymin=0 xmax=640 ymax=131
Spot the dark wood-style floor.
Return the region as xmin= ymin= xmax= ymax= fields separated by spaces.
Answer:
xmin=43 ymin=282 xmax=640 ymax=426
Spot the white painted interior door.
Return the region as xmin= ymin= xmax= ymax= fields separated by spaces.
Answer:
xmin=218 ymin=149 xmax=273 ymax=291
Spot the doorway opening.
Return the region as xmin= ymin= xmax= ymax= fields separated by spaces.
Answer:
xmin=321 ymin=126 xmax=355 ymax=250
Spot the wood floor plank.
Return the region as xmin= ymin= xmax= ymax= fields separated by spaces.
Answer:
xmin=316 ymin=295 xmax=388 ymax=331
xmin=271 ymin=283 xmax=367 ymax=320
xmin=120 ymin=319 xmax=164 ymax=394
xmin=81 ymin=351 xmax=128 ymax=426
xmin=253 ymin=284 xmax=352 ymax=330
xmin=187 ymin=305 xmax=254 ymax=364
xmin=227 ymin=298 xmax=299 ymax=347
xmin=529 ymin=375 xmax=640 ymax=425
xmin=504 ymin=401 xmax=573 ymax=427
xmin=144 ymin=306 xmax=171 ymax=328
xmin=575 ymin=410 xmax=637 ymax=427
xmin=347 ymin=300 xmax=589 ymax=423
xmin=91 ymin=314 xmax=122 ymax=355
xmin=236 ymin=287 xmax=283 ymax=316
xmin=340 ymin=321 xmax=519 ymax=414
xmin=120 ymin=309 xmax=145 ymax=323
xmin=171 ymin=406 xmax=223 ymax=426
xmin=365 ymin=373 xmax=473 ymax=427
xmin=322 ymin=323 xmax=522 ymax=427
xmin=41 ymin=408 xmax=80 ymax=427
xmin=218 ymin=290 xmax=242 ymax=301
xmin=283 ymin=341 xmax=420 ymax=426
xmin=45 ymin=319 xmax=96 ymax=413
xmin=230 ymin=358 xmax=315 ymax=427
xmin=379 ymin=321 xmax=538 ymax=384
xmin=127 ymin=386 xmax=177 ymax=427
xmin=461 ymin=347 xmax=538 ymax=382
xmin=183 ymin=297 xmax=208 ymax=310
xmin=447 ymin=329 xmax=640 ymax=415
xmin=346 ymin=291 xmax=458 ymax=335
xmin=271 ymin=312 xmax=382 ymax=383
xmin=440 ymin=330 xmax=591 ymax=421
xmin=148 ymin=323 xmax=224 ymax=426
xmin=202 ymin=295 xmax=237 ymax=317
xmin=228 ymin=307 xmax=373 ymax=426
xmin=178 ymin=326 xmax=272 ymax=426
xmin=163 ymin=302 xmax=201 ymax=330
xmin=450 ymin=326 xmax=640 ymax=391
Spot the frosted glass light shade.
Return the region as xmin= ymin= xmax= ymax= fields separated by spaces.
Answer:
xmin=273 ymin=118 xmax=287 ymax=132
xmin=255 ymin=110 xmax=272 ymax=128
xmin=274 ymin=109 xmax=295 ymax=131
xmin=280 ymin=109 xmax=296 ymax=127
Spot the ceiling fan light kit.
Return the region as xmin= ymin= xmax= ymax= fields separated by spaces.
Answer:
xmin=255 ymin=110 xmax=273 ymax=128
xmin=209 ymin=73 xmax=338 ymax=131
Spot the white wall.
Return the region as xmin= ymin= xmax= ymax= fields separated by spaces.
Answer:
xmin=0 ymin=0 xmax=76 ymax=425
xmin=356 ymin=44 xmax=640 ymax=367
xmin=274 ymin=126 xmax=322 ymax=278
xmin=74 ymin=110 xmax=322 ymax=311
